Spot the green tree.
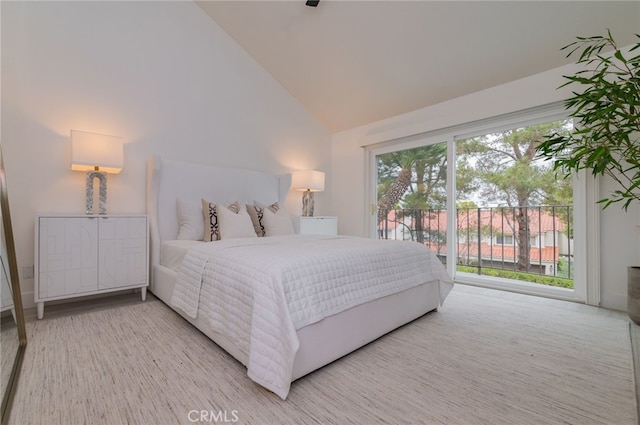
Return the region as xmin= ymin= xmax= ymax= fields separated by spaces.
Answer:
xmin=377 ymin=143 xmax=448 ymax=243
xmin=377 ymin=154 xmax=412 ymax=220
xmin=457 ymin=121 xmax=572 ymax=271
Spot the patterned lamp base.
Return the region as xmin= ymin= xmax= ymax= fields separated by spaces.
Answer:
xmin=302 ymin=190 xmax=315 ymax=217
xmin=86 ymin=170 xmax=107 ymax=215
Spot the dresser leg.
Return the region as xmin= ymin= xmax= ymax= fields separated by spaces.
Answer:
xmin=37 ymin=302 xmax=44 ymax=320
xmin=141 ymin=287 xmax=147 ymax=301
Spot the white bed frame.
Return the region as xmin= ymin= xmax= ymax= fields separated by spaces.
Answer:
xmin=145 ymin=155 xmax=442 ymax=383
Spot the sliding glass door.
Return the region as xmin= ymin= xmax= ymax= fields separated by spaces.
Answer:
xmin=376 ymin=141 xmax=449 ymax=266
xmin=369 ymin=110 xmax=589 ymax=303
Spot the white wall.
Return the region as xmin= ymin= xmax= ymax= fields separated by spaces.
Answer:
xmin=599 ymin=178 xmax=640 ymax=310
xmin=331 ymin=63 xmax=639 ymax=312
xmin=1 ymin=1 xmax=332 ymax=308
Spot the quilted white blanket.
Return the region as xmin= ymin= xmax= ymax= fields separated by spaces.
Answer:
xmin=171 ymin=235 xmax=452 ymax=399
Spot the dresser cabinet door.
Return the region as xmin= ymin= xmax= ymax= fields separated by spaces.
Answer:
xmin=38 ymin=217 xmax=98 ymax=298
xmin=98 ymin=217 xmax=148 ymax=290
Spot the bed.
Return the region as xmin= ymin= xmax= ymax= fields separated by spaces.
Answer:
xmin=145 ymin=155 xmax=453 ymax=399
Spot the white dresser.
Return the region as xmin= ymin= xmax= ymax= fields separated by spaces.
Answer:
xmin=35 ymin=215 xmax=148 ymax=319
xmin=292 ymin=216 xmax=338 ymax=235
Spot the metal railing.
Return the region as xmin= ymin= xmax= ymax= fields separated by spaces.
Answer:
xmin=378 ymin=206 xmax=573 ymax=281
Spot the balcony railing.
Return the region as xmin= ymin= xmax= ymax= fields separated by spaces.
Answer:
xmin=378 ymin=206 xmax=573 ymax=282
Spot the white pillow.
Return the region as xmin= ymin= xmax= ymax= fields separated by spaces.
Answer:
xmin=263 ymin=208 xmax=295 ymax=237
xmin=218 ymin=204 xmax=258 ymax=239
xmin=176 ymin=199 xmax=204 ymax=240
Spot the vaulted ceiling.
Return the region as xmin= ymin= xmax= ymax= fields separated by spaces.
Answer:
xmin=197 ymin=1 xmax=640 ymax=133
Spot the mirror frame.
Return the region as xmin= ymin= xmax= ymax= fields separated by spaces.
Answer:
xmin=0 ymin=145 xmax=27 ymax=425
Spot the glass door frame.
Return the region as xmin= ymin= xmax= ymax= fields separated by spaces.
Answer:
xmin=365 ymin=104 xmax=599 ymax=305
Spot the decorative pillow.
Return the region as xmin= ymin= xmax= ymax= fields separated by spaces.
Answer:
xmin=176 ymin=199 xmax=204 ymax=240
xmin=254 ymin=201 xmax=280 ymax=212
xmin=262 ymin=207 xmax=295 ymax=237
xmin=246 ymin=202 xmax=280 ymax=237
xmin=202 ymin=200 xmax=240 ymax=242
xmin=218 ymin=203 xmax=257 ymax=239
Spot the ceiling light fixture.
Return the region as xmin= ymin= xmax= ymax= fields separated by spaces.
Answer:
xmin=305 ymin=0 xmax=319 ymax=7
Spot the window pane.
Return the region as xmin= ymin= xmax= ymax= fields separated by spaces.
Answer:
xmin=376 ymin=142 xmax=448 ymax=265
xmin=455 ymin=120 xmax=574 ymax=287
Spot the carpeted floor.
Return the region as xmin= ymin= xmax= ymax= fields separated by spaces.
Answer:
xmin=7 ymin=285 xmax=637 ymax=425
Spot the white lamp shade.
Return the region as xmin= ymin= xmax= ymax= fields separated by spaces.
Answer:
xmin=70 ymin=130 xmax=124 ymax=174
xmin=292 ymin=170 xmax=325 ymax=192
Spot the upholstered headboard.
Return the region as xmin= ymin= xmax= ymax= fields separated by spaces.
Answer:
xmin=145 ymin=155 xmax=291 ymax=268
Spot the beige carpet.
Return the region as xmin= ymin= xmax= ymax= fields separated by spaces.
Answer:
xmin=7 ymin=286 xmax=637 ymax=425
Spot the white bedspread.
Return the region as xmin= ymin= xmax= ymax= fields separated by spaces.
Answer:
xmin=161 ymin=239 xmax=203 ymax=272
xmin=171 ymin=235 xmax=453 ymax=399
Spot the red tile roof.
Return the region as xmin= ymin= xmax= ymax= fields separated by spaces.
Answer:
xmin=456 ymin=242 xmax=559 ymax=262
xmin=380 ymin=207 xmax=567 ymax=235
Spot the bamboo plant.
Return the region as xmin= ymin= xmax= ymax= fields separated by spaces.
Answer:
xmin=536 ymin=30 xmax=640 ymax=210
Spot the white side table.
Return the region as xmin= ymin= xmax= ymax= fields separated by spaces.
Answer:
xmin=292 ymin=216 xmax=338 ymax=235
xmin=35 ymin=215 xmax=149 ymax=319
